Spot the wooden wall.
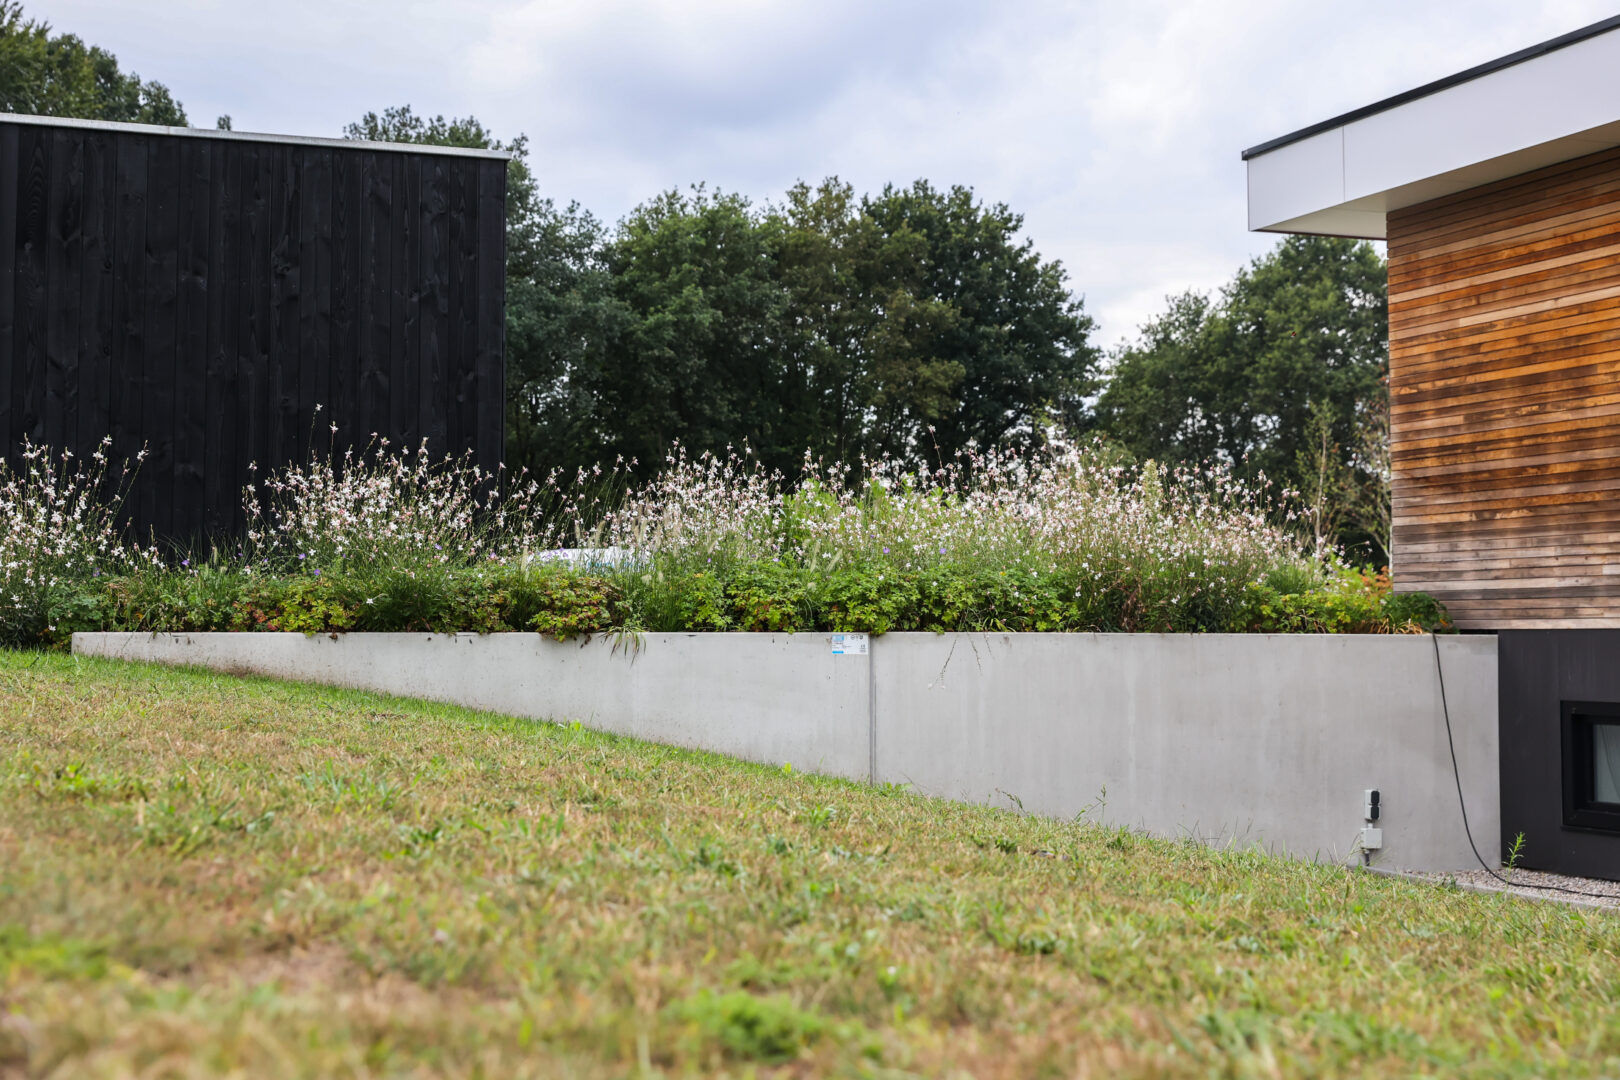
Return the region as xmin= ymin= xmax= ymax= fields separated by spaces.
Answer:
xmin=1387 ymin=145 xmax=1620 ymax=628
xmin=0 ymin=118 xmax=506 ymax=544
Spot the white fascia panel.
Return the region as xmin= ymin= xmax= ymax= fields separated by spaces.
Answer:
xmin=1246 ymin=128 xmax=1344 ymax=232
xmin=1342 ymin=30 xmax=1620 ymax=202
xmin=1253 ymin=206 xmax=1385 ymax=240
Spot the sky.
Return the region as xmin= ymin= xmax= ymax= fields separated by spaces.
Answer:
xmin=29 ymin=0 xmax=1620 ymax=348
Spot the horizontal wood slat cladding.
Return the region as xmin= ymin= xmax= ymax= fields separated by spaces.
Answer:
xmin=0 ymin=119 xmax=507 ymax=544
xmin=1388 ymin=145 xmax=1620 ymax=628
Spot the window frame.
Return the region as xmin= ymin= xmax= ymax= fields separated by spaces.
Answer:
xmin=1561 ymin=700 xmax=1620 ymax=833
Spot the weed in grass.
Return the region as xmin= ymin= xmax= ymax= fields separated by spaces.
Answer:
xmin=1506 ymin=830 xmax=1528 ymax=876
xmin=667 ymin=988 xmax=828 ymax=1063
xmin=28 ymin=761 xmax=148 ymax=802
xmin=0 ymin=926 xmax=113 ymax=981
xmin=800 ymin=803 xmax=837 ymax=829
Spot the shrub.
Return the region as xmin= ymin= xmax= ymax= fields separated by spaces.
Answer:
xmin=230 ymin=576 xmax=359 ymax=634
xmin=592 ymin=443 xmax=1327 ymax=634
xmin=8 ymin=436 xmax=1452 ymax=643
xmin=619 ymin=561 xmax=733 ymax=633
xmin=501 ymin=566 xmax=627 ymax=640
xmin=726 ymin=564 xmax=816 ymax=632
xmin=103 ymin=561 xmax=248 ymax=634
xmin=1235 ymin=567 xmax=1451 ymax=634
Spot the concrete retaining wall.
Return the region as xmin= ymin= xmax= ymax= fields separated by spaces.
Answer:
xmin=73 ymin=631 xmax=1499 ymax=871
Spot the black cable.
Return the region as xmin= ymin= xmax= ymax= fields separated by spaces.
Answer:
xmin=1430 ymin=631 xmax=1615 ymax=901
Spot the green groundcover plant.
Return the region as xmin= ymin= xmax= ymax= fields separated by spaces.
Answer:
xmin=2 ymin=436 xmax=1449 ymax=649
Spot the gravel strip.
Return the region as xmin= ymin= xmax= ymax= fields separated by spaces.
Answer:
xmin=1403 ymin=867 xmax=1620 ymax=912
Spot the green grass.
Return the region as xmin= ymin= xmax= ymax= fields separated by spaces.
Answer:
xmin=1 ymin=652 xmax=1616 ymax=1077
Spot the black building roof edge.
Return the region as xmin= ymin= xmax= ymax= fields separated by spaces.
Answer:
xmin=0 ymin=112 xmax=512 ymax=161
xmin=1241 ymin=14 xmax=1620 ymax=160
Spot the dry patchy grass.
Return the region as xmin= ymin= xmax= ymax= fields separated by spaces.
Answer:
xmin=1 ymin=651 xmax=1618 ymax=1077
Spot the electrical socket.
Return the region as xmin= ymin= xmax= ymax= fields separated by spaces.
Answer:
xmin=1364 ymin=788 xmax=1381 ymax=822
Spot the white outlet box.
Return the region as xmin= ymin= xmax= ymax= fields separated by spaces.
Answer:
xmin=1359 ymin=827 xmax=1384 ymax=851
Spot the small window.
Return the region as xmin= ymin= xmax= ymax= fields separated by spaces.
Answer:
xmin=1562 ymin=701 xmax=1620 ymax=832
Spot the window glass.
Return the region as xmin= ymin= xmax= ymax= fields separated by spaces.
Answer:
xmin=1594 ymin=721 xmax=1620 ymax=806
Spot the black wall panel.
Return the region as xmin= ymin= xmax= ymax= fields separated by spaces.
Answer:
xmin=1499 ymin=630 xmax=1620 ymax=880
xmin=0 ymin=118 xmax=506 ymax=544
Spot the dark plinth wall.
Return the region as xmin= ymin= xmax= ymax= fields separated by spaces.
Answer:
xmin=1499 ymin=631 xmax=1620 ymax=879
xmin=0 ymin=115 xmax=507 ymax=543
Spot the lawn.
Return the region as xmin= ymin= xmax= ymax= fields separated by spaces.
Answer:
xmin=1 ymin=652 xmax=1616 ymax=1077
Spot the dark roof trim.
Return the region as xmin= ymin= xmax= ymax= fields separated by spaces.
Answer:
xmin=1241 ymin=14 xmax=1620 ymax=160
xmin=0 ymin=112 xmax=512 ymax=161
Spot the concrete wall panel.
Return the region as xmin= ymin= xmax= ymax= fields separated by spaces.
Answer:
xmin=73 ymin=631 xmax=872 ymax=782
xmin=73 ymin=631 xmax=1499 ymax=871
xmin=872 ymin=633 xmax=1498 ymax=871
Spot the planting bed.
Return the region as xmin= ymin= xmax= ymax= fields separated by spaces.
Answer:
xmin=5 ymin=439 xmax=1445 ymax=650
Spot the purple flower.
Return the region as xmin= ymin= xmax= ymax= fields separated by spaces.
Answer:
xmin=313 ymin=568 xmax=321 ymax=578
xmin=883 ymin=546 xmax=890 ymax=554
xmin=181 ymin=559 xmax=190 ymax=568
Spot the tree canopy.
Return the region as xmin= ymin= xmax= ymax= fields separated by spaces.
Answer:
xmin=0 ymin=1 xmax=185 ymax=125
xmin=1091 ymin=235 xmax=1390 ymax=557
xmin=347 ymin=108 xmax=1103 ymax=480
xmin=572 ymin=178 xmax=1099 ymax=476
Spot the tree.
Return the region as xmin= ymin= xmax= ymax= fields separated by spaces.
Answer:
xmin=588 ymin=179 xmax=1100 ymax=475
xmin=767 ymin=179 xmax=1099 ymax=468
xmin=1094 ymin=235 xmax=1389 ymax=558
xmin=858 ymin=181 xmax=1099 ymax=461
xmin=0 ymin=1 xmax=185 ymax=125
xmin=588 ymin=186 xmax=788 ymax=471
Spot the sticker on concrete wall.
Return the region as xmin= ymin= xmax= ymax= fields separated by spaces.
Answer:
xmin=831 ymin=633 xmax=869 ymax=656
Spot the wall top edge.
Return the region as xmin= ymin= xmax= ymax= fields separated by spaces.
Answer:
xmin=0 ymin=112 xmax=512 ymax=161
xmin=68 ymin=630 xmax=1496 ymax=644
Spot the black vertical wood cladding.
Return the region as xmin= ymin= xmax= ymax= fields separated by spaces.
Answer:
xmin=1499 ymin=630 xmax=1620 ymax=881
xmin=0 ymin=119 xmax=506 ymax=545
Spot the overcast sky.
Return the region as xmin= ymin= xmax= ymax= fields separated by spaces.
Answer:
xmin=29 ymin=0 xmax=1620 ymax=347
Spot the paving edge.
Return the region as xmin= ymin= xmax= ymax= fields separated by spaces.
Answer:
xmin=1360 ymin=864 xmax=1619 ymax=914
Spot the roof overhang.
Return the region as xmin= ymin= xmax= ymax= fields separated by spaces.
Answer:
xmin=1243 ymin=16 xmax=1620 ymax=239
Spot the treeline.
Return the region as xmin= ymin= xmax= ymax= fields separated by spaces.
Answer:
xmin=0 ymin=5 xmax=1392 ymax=559
xmin=354 ymin=111 xmax=1390 ymax=559
xmin=347 ymin=110 xmax=1098 ymax=480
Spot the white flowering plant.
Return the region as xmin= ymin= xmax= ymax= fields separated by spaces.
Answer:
xmin=6 ymin=430 xmax=1442 ymax=646
xmin=588 ymin=439 xmax=1346 ymax=633
xmin=0 ymin=439 xmax=155 ymax=646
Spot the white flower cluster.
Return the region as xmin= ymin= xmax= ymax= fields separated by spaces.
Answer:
xmin=590 ymin=442 xmax=1319 ymax=597
xmin=0 ymin=439 xmax=153 ymax=641
xmin=244 ymin=438 xmax=562 ymax=572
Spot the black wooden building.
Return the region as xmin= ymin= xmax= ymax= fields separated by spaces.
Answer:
xmin=0 ymin=114 xmax=507 ymax=543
